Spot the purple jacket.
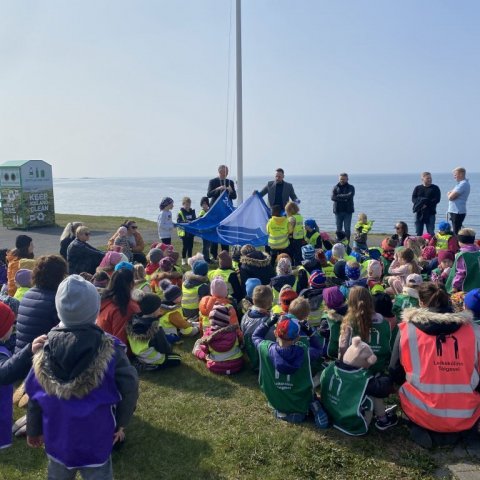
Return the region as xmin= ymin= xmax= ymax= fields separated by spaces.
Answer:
xmin=453 ymin=244 xmax=480 ymax=291
xmin=252 ymin=323 xmax=322 ymax=374
xmin=25 ymin=326 xmax=138 ymax=468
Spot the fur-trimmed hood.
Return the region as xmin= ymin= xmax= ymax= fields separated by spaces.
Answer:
xmin=126 ymin=315 xmax=158 ymax=341
xmin=33 ymin=325 xmax=114 ymax=399
xmin=183 ymin=271 xmax=209 ymax=288
xmin=152 ymin=270 xmax=182 ymax=282
xmin=324 ymin=309 xmax=344 ymax=323
xmin=240 ymin=252 xmax=271 ymax=268
xmin=401 ymin=287 xmax=419 ymax=299
xmin=402 ymin=307 xmax=473 ymax=336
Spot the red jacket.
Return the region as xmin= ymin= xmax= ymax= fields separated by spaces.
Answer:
xmin=96 ymin=298 xmax=140 ymax=345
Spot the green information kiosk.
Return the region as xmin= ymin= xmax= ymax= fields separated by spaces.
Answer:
xmin=0 ymin=160 xmax=55 ymax=229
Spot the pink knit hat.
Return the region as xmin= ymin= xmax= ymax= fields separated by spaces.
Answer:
xmin=210 ymin=277 xmax=228 ymax=298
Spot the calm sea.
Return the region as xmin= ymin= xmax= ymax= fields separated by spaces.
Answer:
xmin=53 ymin=173 xmax=479 ymax=234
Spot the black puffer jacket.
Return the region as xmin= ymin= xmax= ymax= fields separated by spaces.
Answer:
xmin=15 ymin=288 xmax=59 ymax=353
xmin=67 ymin=239 xmax=104 ymax=275
xmin=239 ymin=251 xmax=275 ymax=293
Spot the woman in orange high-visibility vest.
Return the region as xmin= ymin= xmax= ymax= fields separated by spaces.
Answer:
xmin=389 ymin=282 xmax=480 ymax=449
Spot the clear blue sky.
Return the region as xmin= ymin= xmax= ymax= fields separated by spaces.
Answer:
xmin=1 ymin=1 xmax=479 ymax=178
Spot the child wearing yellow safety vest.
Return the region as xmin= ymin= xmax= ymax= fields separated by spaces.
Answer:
xmin=266 ymin=205 xmax=291 ymax=267
xmin=353 ymin=213 xmax=374 ymax=252
xmin=158 ymin=280 xmax=199 ymax=344
xmin=285 ymin=201 xmax=304 ymax=266
xmin=177 ymin=197 xmax=196 ymax=266
xmin=207 ymin=251 xmax=243 ymax=303
xmin=181 ymin=259 xmax=210 ymax=320
xmin=428 ymin=221 xmax=459 ymax=254
xmin=127 ymin=292 xmax=181 ymax=371
xmin=193 ymin=304 xmax=243 ymax=375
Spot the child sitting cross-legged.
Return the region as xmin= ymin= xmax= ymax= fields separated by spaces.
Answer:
xmin=193 ymin=304 xmax=244 ymax=375
xmin=253 ymin=313 xmax=329 ymax=428
xmin=320 ymin=336 xmax=396 ymax=436
xmin=158 ymin=280 xmax=199 ymax=344
xmin=127 ymin=292 xmax=181 ymax=371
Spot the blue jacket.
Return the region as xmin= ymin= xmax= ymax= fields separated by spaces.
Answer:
xmin=15 ymin=287 xmax=59 ymax=353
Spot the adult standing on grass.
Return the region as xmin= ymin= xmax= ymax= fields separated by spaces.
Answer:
xmin=257 ymin=168 xmax=298 ymax=210
xmin=207 ymin=165 xmax=237 ymax=258
xmin=108 ymin=219 xmax=146 ymax=265
xmin=447 ymin=167 xmax=470 ymax=235
xmin=411 ymin=172 xmax=441 ymax=236
xmin=331 ymin=173 xmax=355 ymax=243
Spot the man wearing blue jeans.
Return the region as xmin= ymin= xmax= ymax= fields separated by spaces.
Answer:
xmin=331 ymin=173 xmax=355 ymax=243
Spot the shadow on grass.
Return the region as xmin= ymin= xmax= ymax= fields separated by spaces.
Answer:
xmin=114 ymin=417 xmax=219 ymax=480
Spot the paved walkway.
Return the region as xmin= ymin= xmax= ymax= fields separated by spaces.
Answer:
xmin=434 ymin=434 xmax=480 ymax=479
xmin=0 ymin=225 xmax=159 ymax=257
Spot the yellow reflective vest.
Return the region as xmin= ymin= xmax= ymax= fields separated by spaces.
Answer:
xmin=267 ymin=217 xmax=289 ymax=250
xmin=290 ymin=214 xmax=305 ymax=240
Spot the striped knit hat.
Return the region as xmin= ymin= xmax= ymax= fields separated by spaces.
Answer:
xmin=209 ymin=304 xmax=230 ymax=328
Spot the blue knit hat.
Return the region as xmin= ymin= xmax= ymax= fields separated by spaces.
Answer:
xmin=345 ymin=262 xmax=361 ymax=280
xmin=438 ymin=221 xmax=451 ymax=233
xmin=301 ymin=244 xmax=315 ymax=261
xmin=192 ymin=260 xmax=208 ymax=276
xmin=464 ymin=288 xmax=480 ymax=316
xmin=114 ymin=261 xmax=134 ymax=272
xmin=245 ymin=278 xmax=261 ymax=298
xmin=304 ymin=218 xmax=318 ymax=230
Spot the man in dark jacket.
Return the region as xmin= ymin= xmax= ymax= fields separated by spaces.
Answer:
xmin=331 ymin=173 xmax=355 ymax=242
xmin=257 ymin=168 xmax=298 ymax=210
xmin=411 ymin=172 xmax=441 ymax=236
xmin=207 ymin=165 xmax=237 ymax=258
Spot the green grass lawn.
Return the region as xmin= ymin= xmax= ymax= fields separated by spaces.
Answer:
xmin=0 ymin=215 xmax=443 ymax=479
xmin=1 ymin=336 xmax=439 ymax=480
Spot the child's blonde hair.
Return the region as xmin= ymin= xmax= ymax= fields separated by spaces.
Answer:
xmin=285 ymin=201 xmax=299 ymax=216
xmin=288 ymin=297 xmax=311 ymax=321
xmin=134 ymin=264 xmax=146 ymax=281
xmin=341 ymin=286 xmax=374 ymax=342
xmin=182 ymin=197 xmax=192 ymax=206
xmin=358 ymin=213 xmax=367 ymax=223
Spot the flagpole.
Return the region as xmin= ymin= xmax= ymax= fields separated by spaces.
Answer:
xmin=236 ymin=0 xmax=243 ymax=204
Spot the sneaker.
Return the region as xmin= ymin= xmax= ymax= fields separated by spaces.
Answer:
xmin=375 ymin=413 xmax=398 ymax=431
xmin=181 ymin=259 xmax=187 ymax=266
xmin=310 ymin=400 xmax=329 ymax=429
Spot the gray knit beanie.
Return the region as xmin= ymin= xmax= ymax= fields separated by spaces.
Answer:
xmin=55 ymin=275 xmax=100 ymax=327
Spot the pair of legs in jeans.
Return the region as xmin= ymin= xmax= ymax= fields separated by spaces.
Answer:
xmin=415 ymin=214 xmax=435 ymax=236
xmin=335 ymin=212 xmax=352 ymax=242
xmin=48 ymin=457 xmax=112 ymax=480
